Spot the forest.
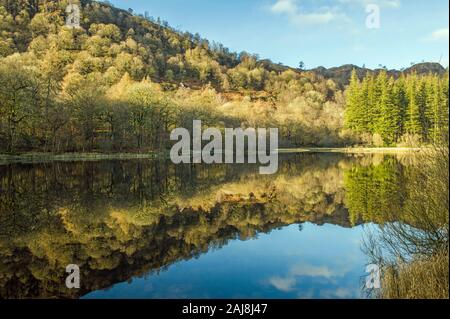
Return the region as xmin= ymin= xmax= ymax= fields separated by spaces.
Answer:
xmin=0 ymin=0 xmax=448 ymax=154
xmin=345 ymin=70 xmax=449 ymax=146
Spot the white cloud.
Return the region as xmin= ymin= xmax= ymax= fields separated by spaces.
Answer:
xmin=268 ymin=277 xmax=296 ymax=292
xmin=427 ymin=28 xmax=449 ymax=42
xmin=271 ymin=0 xmax=297 ymax=14
xmin=270 ymin=0 xmax=339 ymax=25
xmin=267 ymin=263 xmax=348 ymax=292
xmin=290 ymin=264 xmax=335 ymax=278
xmin=269 ymin=0 xmax=401 ymax=27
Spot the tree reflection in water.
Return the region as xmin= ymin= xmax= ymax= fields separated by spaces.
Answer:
xmin=0 ymin=152 xmax=444 ymax=298
xmin=361 ymin=147 xmax=449 ymax=299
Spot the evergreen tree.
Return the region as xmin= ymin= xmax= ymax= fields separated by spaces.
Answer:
xmin=345 ymin=69 xmax=365 ymax=132
xmin=405 ymin=74 xmax=422 ymax=136
xmin=393 ymin=75 xmax=408 ymax=137
xmin=379 ymin=77 xmax=400 ymax=145
xmin=344 ymin=71 xmax=448 ymax=146
xmin=428 ymin=75 xmax=449 ymax=143
xmin=366 ymin=73 xmax=378 ymax=134
xmin=373 ymin=71 xmax=388 ymax=134
xmin=416 ymin=79 xmax=428 ymax=140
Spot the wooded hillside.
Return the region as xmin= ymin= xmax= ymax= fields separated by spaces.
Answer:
xmin=0 ymin=0 xmax=448 ymax=153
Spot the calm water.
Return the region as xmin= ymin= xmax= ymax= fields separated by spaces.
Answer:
xmin=0 ymin=153 xmax=414 ymax=299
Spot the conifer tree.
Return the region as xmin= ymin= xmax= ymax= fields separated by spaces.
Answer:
xmin=366 ymin=73 xmax=377 ymax=134
xmin=393 ymin=75 xmax=408 ymax=137
xmin=379 ymin=77 xmax=400 ymax=145
xmin=344 ymin=69 xmax=364 ymax=132
xmin=416 ymin=79 xmax=428 ymax=140
xmin=373 ymin=71 xmax=388 ymax=135
xmin=405 ymin=74 xmax=422 ymax=136
xmin=428 ymin=75 xmax=449 ymax=143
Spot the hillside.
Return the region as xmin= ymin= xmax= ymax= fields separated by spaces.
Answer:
xmin=1 ymin=0 xmax=290 ymax=91
xmin=1 ymin=0 xmax=444 ymax=89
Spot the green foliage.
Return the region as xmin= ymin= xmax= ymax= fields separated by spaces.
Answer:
xmin=344 ymin=70 xmax=365 ymax=132
xmin=0 ymin=54 xmax=39 ymax=152
xmin=344 ymin=69 xmax=449 ymax=146
xmin=344 ymin=157 xmax=404 ymax=224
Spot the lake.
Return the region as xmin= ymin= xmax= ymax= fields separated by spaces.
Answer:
xmin=0 ymin=152 xmax=420 ymax=299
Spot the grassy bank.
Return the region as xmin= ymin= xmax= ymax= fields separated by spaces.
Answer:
xmin=0 ymin=147 xmax=424 ymax=164
xmin=381 ymin=250 xmax=449 ymax=299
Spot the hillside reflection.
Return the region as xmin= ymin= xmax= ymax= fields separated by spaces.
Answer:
xmin=0 ymin=153 xmax=418 ymax=298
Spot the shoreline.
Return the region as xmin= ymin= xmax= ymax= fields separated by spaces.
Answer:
xmin=0 ymin=147 xmax=423 ymax=165
xmin=277 ymin=147 xmax=423 ymax=154
xmin=0 ymin=152 xmax=159 ymax=165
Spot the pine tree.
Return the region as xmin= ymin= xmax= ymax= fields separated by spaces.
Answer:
xmin=360 ymin=76 xmax=371 ymax=133
xmin=393 ymin=75 xmax=408 ymax=137
xmin=373 ymin=71 xmax=388 ymax=135
xmin=366 ymin=73 xmax=378 ymax=133
xmin=405 ymin=74 xmax=422 ymax=137
xmin=345 ymin=70 xmax=448 ymax=145
xmin=416 ymin=78 xmax=428 ymax=140
xmin=345 ymin=69 xmax=365 ymax=132
xmin=428 ymin=75 xmax=449 ymax=143
xmin=379 ymin=77 xmax=400 ymax=145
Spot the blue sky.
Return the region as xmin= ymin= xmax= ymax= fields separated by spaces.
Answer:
xmin=107 ymin=0 xmax=449 ymax=70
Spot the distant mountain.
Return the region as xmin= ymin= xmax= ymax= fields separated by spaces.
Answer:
xmin=310 ymin=62 xmax=447 ymax=88
xmin=405 ymin=62 xmax=447 ymax=75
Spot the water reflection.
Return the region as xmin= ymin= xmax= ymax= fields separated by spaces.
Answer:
xmin=0 ymin=153 xmax=429 ymax=299
xmin=85 ymin=223 xmax=367 ymax=299
xmin=361 ymin=148 xmax=449 ymax=299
